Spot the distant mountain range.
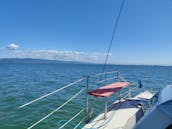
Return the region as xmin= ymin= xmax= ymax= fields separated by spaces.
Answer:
xmin=0 ymin=58 xmax=168 ymax=66
xmin=0 ymin=58 xmax=87 ymax=64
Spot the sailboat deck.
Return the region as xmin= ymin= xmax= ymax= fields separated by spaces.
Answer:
xmin=83 ymin=91 xmax=154 ymax=129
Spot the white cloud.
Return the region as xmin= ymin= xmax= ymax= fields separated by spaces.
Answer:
xmin=11 ymin=49 xmax=110 ymax=63
xmin=7 ymin=43 xmax=19 ymax=50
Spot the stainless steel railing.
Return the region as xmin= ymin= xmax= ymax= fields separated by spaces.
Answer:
xmin=18 ymin=78 xmax=85 ymax=129
xmin=18 ymin=70 xmax=142 ymax=129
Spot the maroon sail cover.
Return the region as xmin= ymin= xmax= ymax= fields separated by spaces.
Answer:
xmin=89 ymin=82 xmax=130 ymax=97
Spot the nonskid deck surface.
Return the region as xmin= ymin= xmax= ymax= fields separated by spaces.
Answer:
xmin=82 ymin=91 xmax=154 ymax=129
xmin=133 ymin=91 xmax=154 ymax=100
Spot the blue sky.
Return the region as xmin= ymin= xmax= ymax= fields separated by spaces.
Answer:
xmin=0 ymin=0 xmax=172 ymax=65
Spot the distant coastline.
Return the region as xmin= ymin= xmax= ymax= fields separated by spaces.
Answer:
xmin=0 ymin=58 xmax=87 ymax=64
xmin=0 ymin=58 xmax=171 ymax=67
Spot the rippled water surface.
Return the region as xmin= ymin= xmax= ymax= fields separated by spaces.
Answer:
xmin=1 ymin=63 xmax=172 ymax=129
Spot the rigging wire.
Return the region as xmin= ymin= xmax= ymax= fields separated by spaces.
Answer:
xmin=101 ymin=0 xmax=125 ymax=74
xmin=88 ymin=0 xmax=126 ymax=122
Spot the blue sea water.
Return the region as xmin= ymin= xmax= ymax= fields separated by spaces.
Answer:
xmin=0 ymin=63 xmax=172 ymax=129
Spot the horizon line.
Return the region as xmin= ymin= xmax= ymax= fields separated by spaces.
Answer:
xmin=0 ymin=57 xmax=172 ymax=67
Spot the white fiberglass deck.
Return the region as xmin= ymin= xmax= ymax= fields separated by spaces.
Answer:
xmin=83 ymin=91 xmax=154 ymax=129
